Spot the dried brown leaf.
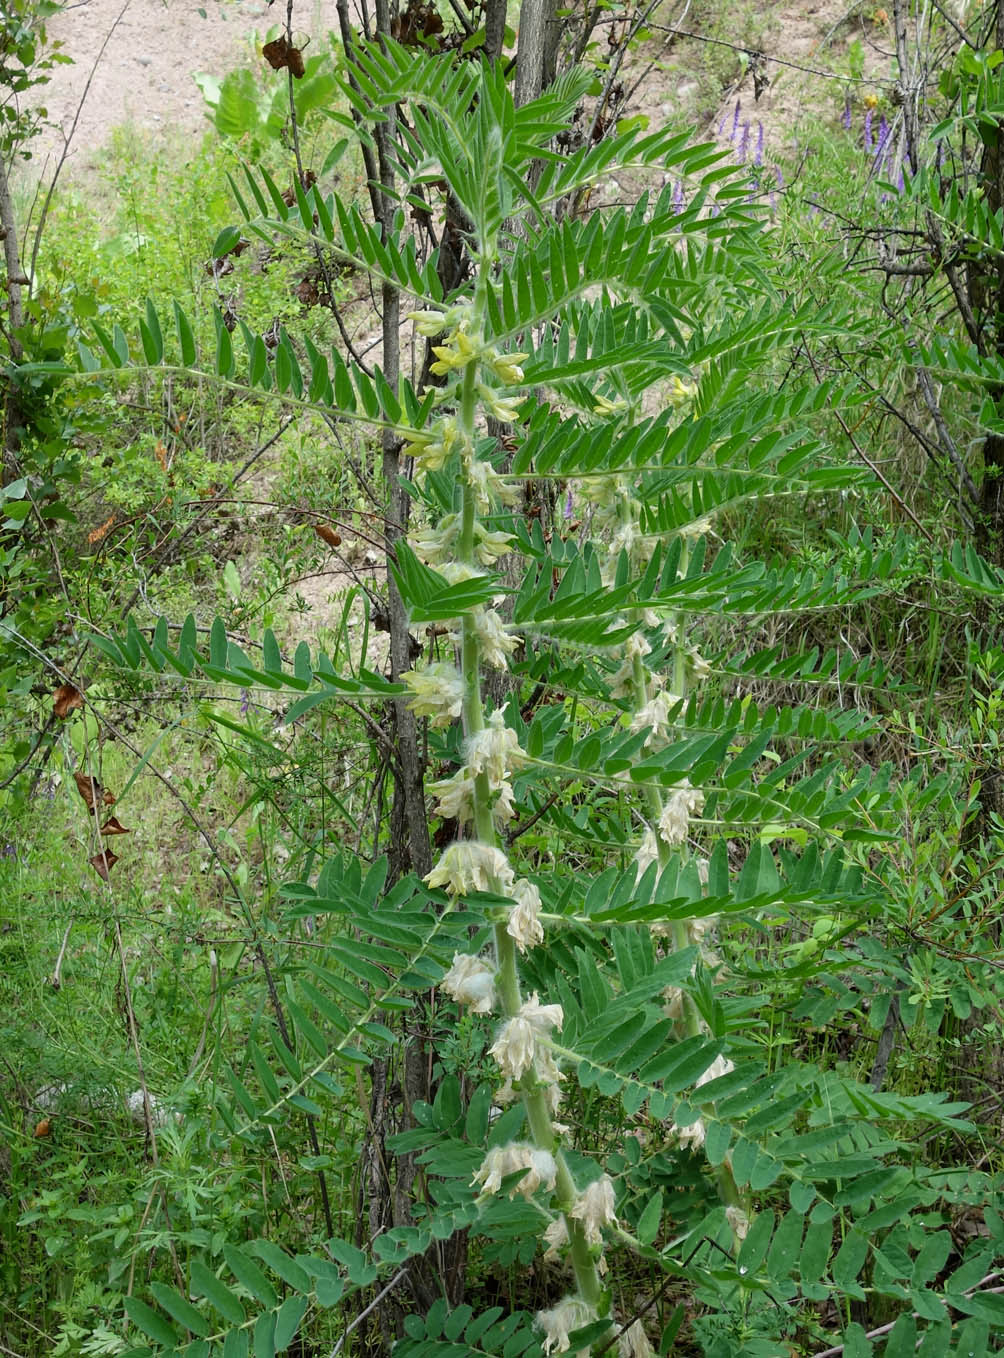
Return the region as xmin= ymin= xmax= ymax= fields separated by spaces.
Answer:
xmin=52 ymin=683 xmax=84 ymax=719
xmin=100 ymin=817 xmax=132 ymax=836
xmin=262 ymin=35 xmax=305 ymax=77
xmin=314 ymin=524 xmax=342 ymax=549
xmin=89 ymin=850 xmax=119 ymax=881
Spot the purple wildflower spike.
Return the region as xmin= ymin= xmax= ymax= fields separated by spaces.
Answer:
xmin=564 ymin=487 xmax=574 ymax=519
xmin=895 ymin=163 xmax=904 ymax=193
xmin=672 ymin=179 xmax=685 ymax=214
xmin=873 ymin=114 xmax=889 ymax=169
xmin=775 ymin=165 xmax=785 ymax=189
xmin=841 ymin=96 xmax=852 ymax=131
xmin=731 ymin=100 xmax=741 ymax=142
xmin=863 ymin=108 xmax=873 ymax=151
xmin=240 ymin=688 xmax=251 ymax=716
xmin=717 ymin=111 xmax=728 ymax=137
xmin=935 ymin=140 xmax=945 ymax=170
xmin=738 ymin=120 xmax=750 ymax=161
xmin=754 ymin=121 xmax=764 ymax=167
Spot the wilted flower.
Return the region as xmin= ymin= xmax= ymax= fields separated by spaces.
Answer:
xmin=507 ymin=878 xmax=544 ymax=953
xmin=657 ymin=780 xmax=705 ymax=846
xmin=543 ymin=1216 xmax=569 ymax=1260
xmin=618 ymin=1320 xmax=654 ymax=1358
xmin=536 ymin=1297 xmax=597 ymax=1355
xmin=473 ymin=1142 xmax=558 ymax=1198
xmin=425 ymin=841 xmax=515 ymax=896
xmin=440 ymin=952 xmax=497 ymax=1013
xmin=570 ymin=1174 xmax=617 ymax=1245
xmin=726 ymin=1204 xmax=750 ymax=1242
xmin=402 ymin=663 xmax=465 ymax=727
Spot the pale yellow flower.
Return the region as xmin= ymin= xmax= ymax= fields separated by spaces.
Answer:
xmin=657 ymin=780 xmax=705 ymax=846
xmin=403 ymin=663 xmax=465 ymax=727
xmin=465 ymin=709 xmax=525 ymax=784
xmin=425 ymin=841 xmax=515 ymax=895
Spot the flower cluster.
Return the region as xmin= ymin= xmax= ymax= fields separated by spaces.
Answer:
xmin=472 ymin=1141 xmax=558 ymax=1198
xmin=488 ymin=993 xmax=563 ymax=1081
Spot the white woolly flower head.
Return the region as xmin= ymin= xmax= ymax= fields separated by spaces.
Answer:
xmin=440 ymin=952 xmax=497 ymax=1014
xmin=488 ymin=992 xmax=563 ymax=1080
xmin=630 ymin=690 xmax=684 ymax=749
xmin=570 ymin=1174 xmax=617 ymax=1245
xmin=657 ymin=779 xmax=705 ymax=847
xmin=465 ymin=709 xmax=525 ymax=785
xmin=536 ymin=1297 xmax=597 ymax=1355
xmin=402 ymin=663 xmax=465 ymax=728
xmin=472 ymin=1142 xmax=557 ymax=1198
xmin=425 ymin=841 xmax=515 ymax=896
xmin=507 ymin=878 xmax=544 ymax=953
xmin=726 ymin=1205 xmax=750 ymax=1242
